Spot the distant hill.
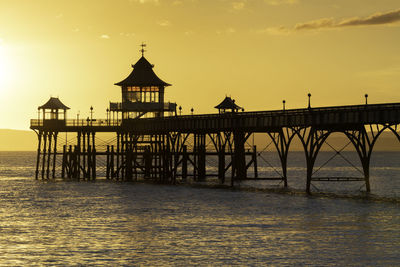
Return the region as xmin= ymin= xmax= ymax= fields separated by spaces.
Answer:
xmin=0 ymin=129 xmax=399 ymax=151
xmin=0 ymin=129 xmax=37 ymax=151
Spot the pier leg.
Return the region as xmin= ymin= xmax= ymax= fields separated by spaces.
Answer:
xmin=91 ymin=133 xmax=96 ymax=180
xmin=76 ymin=133 xmax=81 ymax=180
xmin=198 ymin=134 xmax=206 ymax=182
xmin=73 ymin=145 xmax=79 ymax=179
xmin=116 ymin=133 xmax=120 ymax=180
xmin=344 ymin=126 xmax=386 ymax=193
xmin=46 ymin=133 xmax=52 ymax=179
xmin=182 ymin=145 xmax=188 ymax=182
xmin=82 ymin=132 xmax=86 ymax=179
xmin=41 ymin=132 xmax=47 ymax=179
xmin=87 ymin=145 xmax=92 ymax=180
xmin=193 ymin=134 xmax=197 ymax=181
xmin=233 ymin=131 xmax=246 ymax=185
xmin=106 ymin=145 xmax=110 ymax=180
xmin=126 ymin=134 xmax=133 ymax=181
xmin=61 ymin=145 xmax=66 ymax=179
xmin=253 ymin=145 xmax=258 ymax=179
xmin=67 ymin=145 xmax=72 ymax=178
xmin=296 ymin=128 xmax=330 ymax=194
xmin=268 ymin=129 xmax=296 ymax=188
xmin=35 ymin=132 xmax=42 ymax=180
xmin=52 ymin=132 xmax=58 ymax=179
xmin=144 ymin=146 xmax=151 ymax=179
xmin=111 ymin=145 xmax=115 ymax=180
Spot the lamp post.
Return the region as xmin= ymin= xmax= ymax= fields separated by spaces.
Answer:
xmin=106 ymin=108 xmax=109 ymax=125
xmin=308 ymin=93 xmax=312 ymax=109
xmin=90 ymin=106 xmax=93 ymax=126
xmin=191 ymin=107 xmax=194 ymax=115
xmin=179 ymin=106 xmax=182 ymax=116
xmin=365 ymin=94 xmax=368 ymax=105
xmin=283 ymin=100 xmax=286 ymax=111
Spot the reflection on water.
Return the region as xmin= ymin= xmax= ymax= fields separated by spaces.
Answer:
xmin=0 ymin=152 xmax=399 ymax=265
xmin=0 ymin=178 xmax=399 ymax=265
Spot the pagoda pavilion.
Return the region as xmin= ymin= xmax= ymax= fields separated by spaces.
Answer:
xmin=110 ymin=45 xmax=177 ymax=119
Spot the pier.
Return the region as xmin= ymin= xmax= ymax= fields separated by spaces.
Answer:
xmin=30 ymin=46 xmax=400 ymax=194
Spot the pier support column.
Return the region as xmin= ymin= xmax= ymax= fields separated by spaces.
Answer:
xmin=111 ymin=145 xmax=115 ymax=180
xmin=82 ymin=132 xmax=86 ymax=178
xmin=252 ymin=145 xmax=258 ymax=179
xmin=41 ymin=132 xmax=47 ymax=179
xmin=116 ymin=133 xmax=120 ymax=180
xmin=268 ymin=128 xmax=296 ymax=187
xmin=182 ymin=145 xmax=188 ymax=181
xmin=106 ymin=145 xmax=110 ymax=179
xmin=197 ymin=134 xmax=206 ymax=182
xmin=91 ymin=132 xmax=96 ymax=180
xmin=233 ymin=131 xmax=246 ymax=186
xmin=345 ymin=125 xmax=387 ymax=193
xmin=61 ymin=145 xmax=66 ymax=179
xmin=296 ymin=127 xmax=330 ymax=194
xmin=125 ymin=133 xmax=133 ymax=181
xmin=35 ymin=132 xmax=42 ymax=180
xmin=52 ymin=132 xmax=58 ymax=179
xmin=46 ymin=132 xmax=53 ymax=179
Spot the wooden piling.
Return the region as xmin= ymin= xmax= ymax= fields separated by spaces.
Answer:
xmin=41 ymin=132 xmax=47 ymax=179
xmin=35 ymin=132 xmax=42 ymax=180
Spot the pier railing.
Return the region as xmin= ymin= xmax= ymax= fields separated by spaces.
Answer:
xmin=30 ymin=102 xmax=400 ymax=132
xmin=31 ymin=119 xmax=123 ymax=128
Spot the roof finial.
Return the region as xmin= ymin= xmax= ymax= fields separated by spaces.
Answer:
xmin=140 ymin=42 xmax=147 ymax=57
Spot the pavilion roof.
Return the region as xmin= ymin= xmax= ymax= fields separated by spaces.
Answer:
xmin=39 ymin=97 xmax=70 ymax=110
xmin=215 ymin=96 xmax=242 ymax=110
xmin=115 ymin=56 xmax=171 ymax=87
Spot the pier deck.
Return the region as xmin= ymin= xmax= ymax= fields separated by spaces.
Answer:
xmin=30 ymin=102 xmax=400 ymax=194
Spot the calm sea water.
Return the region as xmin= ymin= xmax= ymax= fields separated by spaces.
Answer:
xmin=0 ymin=151 xmax=399 ymax=265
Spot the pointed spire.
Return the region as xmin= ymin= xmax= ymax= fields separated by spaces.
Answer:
xmin=140 ymin=42 xmax=147 ymax=57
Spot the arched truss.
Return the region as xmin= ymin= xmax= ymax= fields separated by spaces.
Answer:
xmin=344 ymin=124 xmax=398 ymax=192
xmin=287 ymin=123 xmax=400 ymax=194
xmin=291 ymin=127 xmax=331 ymax=194
xmin=267 ymin=128 xmax=297 ymax=187
xmin=208 ymin=132 xmax=233 ymax=184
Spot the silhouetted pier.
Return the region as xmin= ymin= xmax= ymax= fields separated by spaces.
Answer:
xmin=30 ymin=45 xmax=400 ymax=194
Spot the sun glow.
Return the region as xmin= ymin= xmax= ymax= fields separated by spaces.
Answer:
xmin=0 ymin=41 xmax=16 ymax=95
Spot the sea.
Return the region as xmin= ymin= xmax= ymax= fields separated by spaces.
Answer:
xmin=0 ymin=151 xmax=399 ymax=266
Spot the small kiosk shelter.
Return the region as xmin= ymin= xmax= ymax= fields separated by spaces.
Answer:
xmin=215 ymin=96 xmax=242 ymax=114
xmin=38 ymin=97 xmax=70 ymax=127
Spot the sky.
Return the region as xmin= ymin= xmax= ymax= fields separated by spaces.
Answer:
xmin=0 ymin=0 xmax=400 ymax=130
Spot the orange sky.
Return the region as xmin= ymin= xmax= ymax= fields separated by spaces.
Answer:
xmin=1 ymin=0 xmax=400 ymax=130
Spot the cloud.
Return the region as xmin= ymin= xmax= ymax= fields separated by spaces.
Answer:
xmin=184 ymin=30 xmax=195 ymax=36
xmin=258 ymin=8 xmax=400 ymax=35
xmin=119 ymin=32 xmax=136 ymax=37
xmin=265 ymin=0 xmax=298 ymax=6
xmin=100 ymin=34 xmax=110 ymax=39
xmin=158 ymin=20 xmax=171 ymax=27
xmin=232 ymin=1 xmax=246 ymax=10
xmin=217 ymin=27 xmax=236 ymax=35
xmin=295 ymin=8 xmax=400 ymax=30
xmin=129 ymin=0 xmax=159 ymax=4
xmin=256 ymin=26 xmax=291 ymax=35
xmin=358 ymin=66 xmax=400 ymax=77
xmin=226 ymin=27 xmax=236 ymax=34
